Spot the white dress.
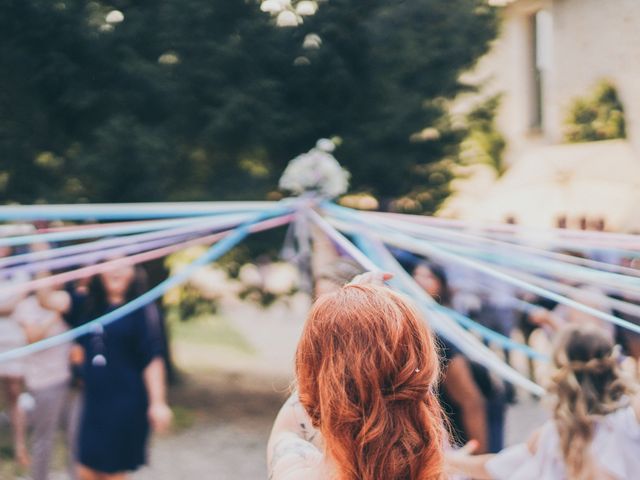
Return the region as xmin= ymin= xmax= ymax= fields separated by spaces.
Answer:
xmin=486 ymin=406 xmax=640 ymax=480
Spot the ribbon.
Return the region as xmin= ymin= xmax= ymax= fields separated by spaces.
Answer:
xmin=324 ymin=206 xmax=640 ymax=335
xmin=0 ymin=201 xmax=277 ymax=221
xmin=0 ymin=207 xmax=292 ymax=364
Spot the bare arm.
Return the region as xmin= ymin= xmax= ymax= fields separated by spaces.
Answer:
xmin=447 ymin=428 xmax=542 ymax=480
xmin=144 ymin=357 xmax=172 ymax=433
xmin=443 ymin=356 xmax=489 ymax=453
xmin=446 ymin=449 xmax=495 ymax=479
xmin=267 ymin=394 xmax=323 ymax=480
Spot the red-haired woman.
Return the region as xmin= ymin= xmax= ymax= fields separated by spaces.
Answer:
xmin=267 ymin=273 xmax=447 ymax=480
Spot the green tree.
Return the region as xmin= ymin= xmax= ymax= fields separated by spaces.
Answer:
xmin=459 ymin=94 xmax=506 ymax=176
xmin=0 ymin=0 xmax=499 ymax=211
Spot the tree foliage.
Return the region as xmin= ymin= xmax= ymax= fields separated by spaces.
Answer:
xmin=564 ymin=81 xmax=626 ymax=143
xmin=0 ymin=0 xmax=498 ymax=212
xmin=459 ymin=94 xmax=506 ymax=176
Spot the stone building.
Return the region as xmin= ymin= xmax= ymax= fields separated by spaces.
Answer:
xmin=490 ymin=0 xmax=640 ymax=156
xmin=441 ymin=0 xmax=640 ymax=230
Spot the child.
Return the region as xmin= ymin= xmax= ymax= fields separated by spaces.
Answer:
xmin=446 ymin=324 xmax=640 ymax=480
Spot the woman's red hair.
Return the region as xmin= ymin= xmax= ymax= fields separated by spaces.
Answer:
xmin=296 ymin=284 xmax=446 ymax=480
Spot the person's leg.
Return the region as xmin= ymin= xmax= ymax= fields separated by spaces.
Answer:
xmin=65 ymin=388 xmax=83 ymax=480
xmin=77 ymin=465 xmax=127 ymax=480
xmin=77 ymin=464 xmax=102 ymax=480
xmin=31 ymin=383 xmax=68 ymax=480
xmin=4 ymin=377 xmax=29 ymax=467
xmin=487 ymin=396 xmax=506 ymax=453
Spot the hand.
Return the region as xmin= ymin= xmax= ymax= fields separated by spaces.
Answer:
xmin=148 ymin=402 xmax=173 ymax=434
xmin=529 ymin=308 xmax=550 ymax=326
xmin=458 ymin=439 xmax=480 ymax=455
xmin=445 ymin=439 xmax=480 ymax=470
xmin=348 ymin=271 xmax=393 ymax=286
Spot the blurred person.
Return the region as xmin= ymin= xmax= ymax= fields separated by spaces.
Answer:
xmin=268 ymin=273 xmax=447 ymax=480
xmin=13 ymin=281 xmax=73 ymax=480
xmin=517 ymin=293 xmax=557 ymax=383
xmin=446 ymin=324 xmax=640 ymax=480
xmin=476 ymin=294 xmax=517 ymax=364
xmin=556 ymin=216 xmax=568 ymax=229
xmin=12 ymin=242 xmax=83 ymax=480
xmin=412 ymin=262 xmax=504 ymax=453
xmin=0 ymin=245 xmax=29 ymax=467
xmin=615 ymin=316 xmax=640 ymax=382
xmin=529 ymin=285 xmax=615 ymax=339
xmin=63 ymin=276 xmax=93 ymax=478
xmin=553 ymin=285 xmax=615 ymax=338
xmin=610 ymin=266 xmax=640 ymax=381
xmin=75 ymin=265 xmax=171 ymax=480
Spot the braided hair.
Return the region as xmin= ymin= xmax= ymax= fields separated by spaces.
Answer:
xmin=550 ymin=325 xmax=636 ymax=479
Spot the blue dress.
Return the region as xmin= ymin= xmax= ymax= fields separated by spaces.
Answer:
xmin=77 ymin=304 xmax=164 ymax=473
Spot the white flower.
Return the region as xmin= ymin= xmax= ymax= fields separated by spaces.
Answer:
xmin=296 ymin=1 xmax=318 ymax=16
xmin=316 ymin=138 xmax=335 ymax=152
xmin=260 ymin=0 xmax=284 ymax=13
xmin=303 ymin=33 xmax=322 ymax=49
xmin=190 ymin=266 xmax=229 ymax=299
xmin=279 ymin=141 xmax=350 ymax=198
xmin=238 ymin=263 xmax=263 ymax=288
xmin=263 ymin=262 xmax=299 ymax=295
xmin=276 ymin=10 xmax=300 ymax=27
xmin=105 ymin=10 xmax=124 ymax=24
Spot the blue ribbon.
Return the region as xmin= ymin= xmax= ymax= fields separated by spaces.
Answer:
xmin=0 ymin=215 xmax=238 ymax=249
xmin=430 ymin=304 xmax=548 ymax=360
xmin=326 ymin=203 xmax=640 ymax=336
xmin=351 ymin=234 xmax=547 ymax=360
xmin=0 ymin=206 xmax=290 ymax=364
xmin=0 ymin=202 xmax=276 ymax=221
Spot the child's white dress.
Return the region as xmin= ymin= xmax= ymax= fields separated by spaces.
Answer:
xmin=486 ymin=406 xmax=640 ymax=480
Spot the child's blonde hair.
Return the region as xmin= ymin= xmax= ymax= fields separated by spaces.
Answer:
xmin=550 ymin=325 xmax=635 ymax=479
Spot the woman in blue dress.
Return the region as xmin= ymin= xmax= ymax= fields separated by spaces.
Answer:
xmin=75 ymin=265 xmax=171 ymax=480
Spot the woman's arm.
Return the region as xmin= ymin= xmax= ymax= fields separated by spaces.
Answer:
xmin=446 ymin=448 xmax=495 ymax=479
xmin=267 ymin=394 xmax=322 ymax=479
xmin=144 ymin=357 xmax=172 ymax=433
xmin=443 ymin=355 xmax=489 ymax=453
xmin=447 ymin=428 xmax=542 ymax=480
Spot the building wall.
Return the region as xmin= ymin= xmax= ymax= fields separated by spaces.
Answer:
xmin=486 ymin=0 xmax=640 ymax=161
xmin=550 ymin=0 xmax=640 ymax=150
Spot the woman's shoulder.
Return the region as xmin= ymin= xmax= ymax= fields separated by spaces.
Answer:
xmin=268 ymin=432 xmax=326 ymax=480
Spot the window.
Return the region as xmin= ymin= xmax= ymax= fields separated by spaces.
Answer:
xmin=529 ymin=9 xmax=552 ymax=131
